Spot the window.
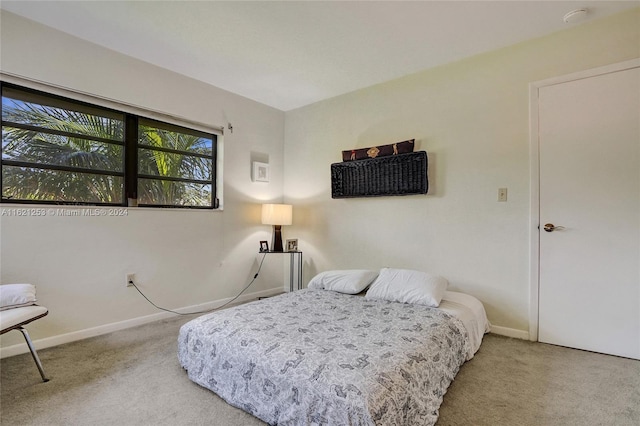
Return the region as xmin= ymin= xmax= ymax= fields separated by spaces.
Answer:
xmin=1 ymin=83 xmax=218 ymax=208
xmin=1 ymin=85 xmax=125 ymax=204
xmin=137 ymin=119 xmax=214 ymax=207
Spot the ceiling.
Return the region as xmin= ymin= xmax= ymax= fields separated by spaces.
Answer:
xmin=1 ymin=1 xmax=638 ymax=111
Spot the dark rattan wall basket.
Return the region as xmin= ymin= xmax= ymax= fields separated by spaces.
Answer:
xmin=331 ymin=151 xmax=428 ymax=198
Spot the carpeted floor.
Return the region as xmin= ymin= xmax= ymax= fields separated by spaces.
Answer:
xmin=1 ymin=315 xmax=638 ymax=425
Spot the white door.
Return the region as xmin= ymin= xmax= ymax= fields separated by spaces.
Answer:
xmin=538 ymin=65 xmax=640 ymax=360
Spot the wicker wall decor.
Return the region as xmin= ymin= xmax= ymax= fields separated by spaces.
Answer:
xmin=331 ymin=151 xmax=428 ymax=198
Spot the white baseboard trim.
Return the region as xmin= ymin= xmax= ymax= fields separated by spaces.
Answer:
xmin=490 ymin=325 xmax=530 ymax=340
xmin=0 ymin=287 xmax=283 ymax=359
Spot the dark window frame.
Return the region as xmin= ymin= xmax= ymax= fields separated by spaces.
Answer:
xmin=1 ymin=82 xmax=218 ymax=209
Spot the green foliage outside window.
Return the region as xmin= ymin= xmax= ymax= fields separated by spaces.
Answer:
xmin=1 ymin=84 xmax=216 ymax=208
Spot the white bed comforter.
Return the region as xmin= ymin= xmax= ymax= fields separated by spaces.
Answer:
xmin=178 ymin=289 xmax=470 ymax=425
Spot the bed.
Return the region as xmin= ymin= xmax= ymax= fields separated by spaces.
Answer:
xmin=178 ymin=269 xmax=490 ymax=425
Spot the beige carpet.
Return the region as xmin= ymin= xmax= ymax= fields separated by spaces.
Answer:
xmin=1 ymin=316 xmax=638 ymax=425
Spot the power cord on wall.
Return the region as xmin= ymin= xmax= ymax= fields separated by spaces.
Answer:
xmin=128 ymin=252 xmax=268 ymax=316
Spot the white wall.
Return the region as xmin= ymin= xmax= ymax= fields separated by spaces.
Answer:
xmin=0 ymin=12 xmax=286 ymax=352
xmin=283 ymin=9 xmax=640 ymax=333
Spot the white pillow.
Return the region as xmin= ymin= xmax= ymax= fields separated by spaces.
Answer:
xmin=0 ymin=283 xmax=37 ymax=311
xmin=308 ymin=270 xmax=379 ymax=294
xmin=365 ymin=268 xmax=448 ymax=307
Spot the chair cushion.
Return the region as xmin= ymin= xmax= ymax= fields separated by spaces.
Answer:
xmin=0 ymin=284 xmax=37 ymax=310
xmin=0 ymin=305 xmax=48 ymax=333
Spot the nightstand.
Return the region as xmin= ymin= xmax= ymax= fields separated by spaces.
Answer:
xmin=260 ymin=251 xmax=303 ymax=291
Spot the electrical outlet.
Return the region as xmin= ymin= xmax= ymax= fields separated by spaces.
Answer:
xmin=498 ymin=188 xmax=508 ymax=202
xmin=126 ymin=273 xmax=135 ymax=287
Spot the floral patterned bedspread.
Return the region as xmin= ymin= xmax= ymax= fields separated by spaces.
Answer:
xmin=178 ymin=289 xmax=470 ymax=425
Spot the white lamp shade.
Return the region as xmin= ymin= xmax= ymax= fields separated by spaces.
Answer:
xmin=261 ymin=204 xmax=292 ymax=225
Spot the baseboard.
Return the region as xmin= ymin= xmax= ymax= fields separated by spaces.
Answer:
xmin=490 ymin=325 xmax=530 ymax=340
xmin=0 ymin=287 xmax=283 ymax=359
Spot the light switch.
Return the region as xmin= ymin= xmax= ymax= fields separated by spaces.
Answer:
xmin=498 ymin=188 xmax=508 ymax=202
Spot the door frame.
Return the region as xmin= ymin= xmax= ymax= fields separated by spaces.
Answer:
xmin=528 ymin=58 xmax=640 ymax=342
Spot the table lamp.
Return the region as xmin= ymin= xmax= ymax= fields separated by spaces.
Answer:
xmin=261 ymin=204 xmax=292 ymax=252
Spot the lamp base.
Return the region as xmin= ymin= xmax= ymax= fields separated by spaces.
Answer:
xmin=271 ymin=225 xmax=284 ymax=252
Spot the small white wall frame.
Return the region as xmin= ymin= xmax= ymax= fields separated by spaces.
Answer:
xmin=252 ymin=161 xmax=269 ymax=182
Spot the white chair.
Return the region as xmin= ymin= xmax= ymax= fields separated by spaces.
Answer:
xmin=0 ymin=284 xmax=49 ymax=382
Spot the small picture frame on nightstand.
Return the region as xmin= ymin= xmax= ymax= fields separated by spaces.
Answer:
xmin=259 ymin=240 xmax=269 ymax=252
xmin=286 ymin=239 xmax=298 ymax=252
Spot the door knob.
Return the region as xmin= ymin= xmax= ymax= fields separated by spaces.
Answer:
xmin=543 ymin=223 xmax=565 ymax=232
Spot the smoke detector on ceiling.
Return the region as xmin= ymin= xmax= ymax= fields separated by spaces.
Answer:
xmin=563 ymin=8 xmax=589 ymax=24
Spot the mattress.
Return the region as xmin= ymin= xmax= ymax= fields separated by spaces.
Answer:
xmin=438 ymin=290 xmax=491 ymax=359
xmin=178 ymin=288 xmax=488 ymax=425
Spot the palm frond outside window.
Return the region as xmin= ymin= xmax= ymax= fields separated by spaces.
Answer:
xmin=1 ymin=83 xmax=217 ymax=208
